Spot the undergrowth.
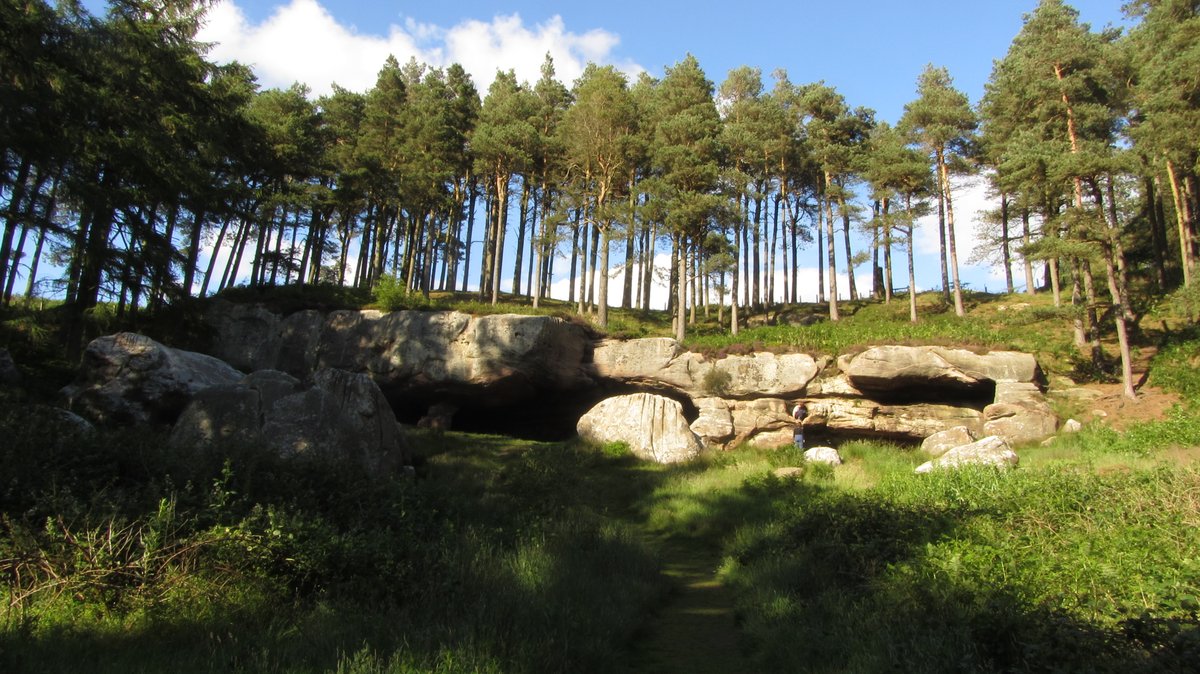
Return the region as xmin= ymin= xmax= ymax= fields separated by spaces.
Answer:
xmin=0 ymin=413 xmax=665 ymax=674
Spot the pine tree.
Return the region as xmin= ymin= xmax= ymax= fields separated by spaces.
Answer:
xmin=899 ymin=64 xmax=977 ymax=317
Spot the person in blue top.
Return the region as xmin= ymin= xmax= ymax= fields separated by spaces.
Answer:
xmin=792 ymin=402 xmax=808 ymax=449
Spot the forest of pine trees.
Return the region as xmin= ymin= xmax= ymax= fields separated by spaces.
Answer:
xmin=2 ymin=1 xmax=1198 ymax=391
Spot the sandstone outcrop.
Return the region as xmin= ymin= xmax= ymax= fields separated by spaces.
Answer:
xmin=804 ymin=398 xmax=984 ymax=442
xmin=62 ymin=332 xmax=243 ymax=425
xmin=576 ymin=393 xmax=701 ymax=464
xmin=170 ymin=368 xmax=407 ymax=473
xmin=202 ymin=305 xmax=1061 ymax=454
xmin=591 ymin=338 xmax=822 ymax=398
xmin=982 ymin=382 xmax=1058 ymax=444
xmin=844 ymin=346 xmax=1041 ymax=394
xmin=207 ymin=302 xmax=595 ymax=404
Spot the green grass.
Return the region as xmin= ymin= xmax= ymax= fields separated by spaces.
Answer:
xmin=0 ymin=417 xmax=669 ymax=673
xmin=4 ymin=287 xmax=1200 ymax=672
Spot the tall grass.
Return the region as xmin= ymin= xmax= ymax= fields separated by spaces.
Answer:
xmin=0 ymin=413 xmax=667 ymax=673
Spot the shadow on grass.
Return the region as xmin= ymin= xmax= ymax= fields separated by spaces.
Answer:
xmin=0 ymin=425 xmax=672 ymax=674
xmin=659 ymin=465 xmax=1200 ymax=673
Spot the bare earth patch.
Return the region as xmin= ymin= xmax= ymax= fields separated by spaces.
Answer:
xmin=1084 ymin=382 xmax=1180 ymax=431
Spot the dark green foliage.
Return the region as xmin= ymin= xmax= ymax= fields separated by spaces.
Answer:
xmin=0 ymin=406 xmax=666 ymax=673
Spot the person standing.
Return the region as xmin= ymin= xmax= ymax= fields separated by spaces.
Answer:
xmin=792 ymin=401 xmax=808 ymax=449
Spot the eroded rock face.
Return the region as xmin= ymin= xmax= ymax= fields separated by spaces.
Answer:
xmin=576 ymin=393 xmax=701 ymax=464
xmin=690 ymin=397 xmax=734 ymax=446
xmin=591 ymin=338 xmax=821 ymax=398
xmin=915 ymin=436 xmax=1019 ymax=473
xmin=805 ymin=398 xmax=984 ymax=442
xmin=982 ymin=382 xmax=1058 ymax=445
xmin=62 ymin=333 xmax=243 ymax=425
xmin=203 ymin=305 xmax=1059 ymax=452
xmin=208 ymin=303 xmax=595 ymax=406
xmin=844 ymin=346 xmax=1040 ymax=394
xmin=170 ymin=368 xmax=407 ymax=473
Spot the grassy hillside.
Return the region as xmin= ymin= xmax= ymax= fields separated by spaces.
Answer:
xmin=1 ymin=290 xmax=1198 ymax=672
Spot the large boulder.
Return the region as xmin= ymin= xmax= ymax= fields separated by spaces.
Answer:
xmin=920 ymin=426 xmax=977 ymax=458
xmin=61 ymin=333 xmax=243 ymax=425
xmin=591 ymin=338 xmax=821 ymax=398
xmin=576 ymin=393 xmax=701 ymax=464
xmin=844 ymin=346 xmax=1040 ymax=395
xmin=688 ymin=397 xmax=800 ymax=449
xmin=170 ymin=368 xmax=408 ymax=473
xmin=804 ymin=447 xmax=843 ymax=466
xmin=915 ymin=436 xmax=1019 ymax=473
xmin=982 ymin=382 xmax=1058 ymax=445
xmin=690 ymin=397 xmax=735 ymax=447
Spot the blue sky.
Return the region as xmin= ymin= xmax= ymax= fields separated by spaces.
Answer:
xmin=67 ymin=0 xmax=1133 ymax=304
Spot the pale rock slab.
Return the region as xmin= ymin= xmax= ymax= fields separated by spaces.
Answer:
xmin=576 ymin=393 xmax=702 ymax=464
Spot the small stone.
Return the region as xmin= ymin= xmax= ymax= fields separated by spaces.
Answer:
xmin=1063 ymin=418 xmax=1083 ymax=433
xmin=803 ymin=446 xmax=843 ymax=466
xmin=773 ymin=467 xmax=805 ymax=479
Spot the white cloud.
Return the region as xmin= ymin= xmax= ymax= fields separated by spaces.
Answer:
xmin=197 ymin=0 xmax=642 ymax=97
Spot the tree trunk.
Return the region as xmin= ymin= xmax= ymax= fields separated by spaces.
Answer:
xmin=461 ymin=179 xmax=478 ymax=292
xmin=752 ymin=190 xmax=762 ymax=308
xmin=512 ymin=177 xmax=530 ymax=296
xmin=598 ymin=223 xmax=610 ymax=327
xmin=675 ymin=234 xmax=686 ymax=342
xmin=936 ymin=180 xmax=949 ymax=299
xmin=823 ymin=174 xmax=839 ymax=321
xmin=882 ymin=197 xmax=893 ymax=303
xmin=905 ymin=195 xmax=918 ymax=323
xmin=839 ymin=188 xmax=857 ymax=302
xmin=491 ymin=174 xmax=511 ymax=304
xmin=938 ymin=151 xmax=965 ymax=316
xmin=1000 ymin=192 xmax=1014 ymax=293
xmin=1022 ymin=209 xmax=1036 ymax=295
xmin=1165 ymin=157 xmax=1194 ymax=287
xmin=642 ymin=220 xmax=655 ymax=310
xmin=0 ymin=157 xmax=32 ymax=294
xmin=622 ymin=182 xmax=636 ymax=309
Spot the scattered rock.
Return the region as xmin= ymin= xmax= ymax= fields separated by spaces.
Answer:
xmin=773 ymin=467 xmax=805 ymax=479
xmin=915 ymin=436 xmax=1019 ymax=474
xmin=920 ymin=426 xmax=977 ymax=458
xmin=1062 ymin=418 xmax=1083 ymax=433
xmin=576 ymin=393 xmax=701 ymax=464
xmin=61 ymin=333 xmax=243 ymax=425
xmin=803 ymin=446 xmax=843 ymax=466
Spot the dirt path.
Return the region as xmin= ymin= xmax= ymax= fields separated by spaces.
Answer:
xmin=632 ymin=535 xmax=751 ymax=674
